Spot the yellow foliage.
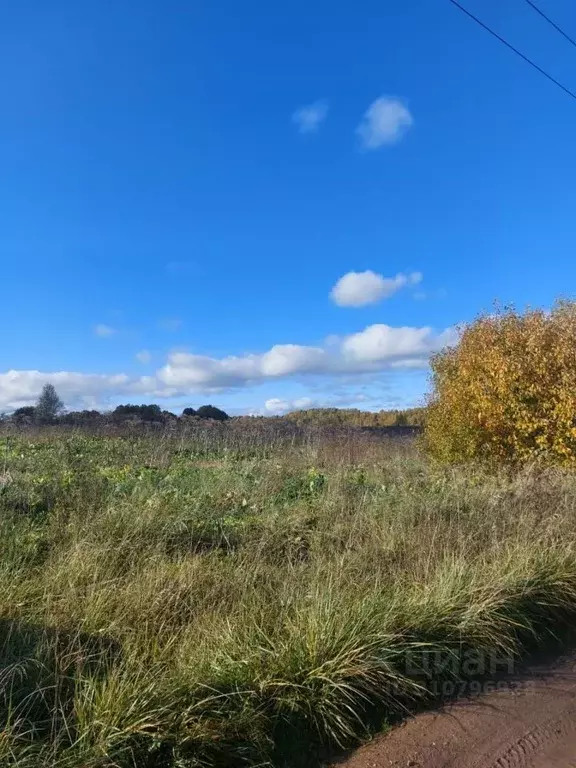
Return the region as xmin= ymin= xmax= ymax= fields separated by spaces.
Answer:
xmin=425 ymin=301 xmax=576 ymax=466
xmin=283 ymin=407 xmax=426 ymax=428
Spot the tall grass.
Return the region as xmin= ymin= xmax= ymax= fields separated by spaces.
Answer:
xmin=1 ymin=427 xmax=576 ymax=766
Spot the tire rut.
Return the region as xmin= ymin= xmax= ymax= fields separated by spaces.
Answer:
xmin=334 ymin=654 xmax=576 ymax=768
xmin=489 ymin=707 xmax=576 ymax=767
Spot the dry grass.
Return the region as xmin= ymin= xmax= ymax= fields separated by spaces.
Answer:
xmin=1 ymin=426 xmax=576 ymax=766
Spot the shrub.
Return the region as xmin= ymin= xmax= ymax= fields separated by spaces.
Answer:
xmin=11 ymin=406 xmax=36 ymax=424
xmin=425 ymin=301 xmax=576 ymax=466
xmin=59 ymin=409 xmax=104 ymax=427
xmin=196 ymin=405 xmax=229 ymax=421
xmin=112 ymin=404 xmax=164 ymax=423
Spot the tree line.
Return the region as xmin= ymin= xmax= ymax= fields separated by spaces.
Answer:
xmin=3 ymin=384 xmax=230 ymax=426
xmin=1 ymin=384 xmax=425 ymax=429
xmin=281 ymin=406 xmax=426 ymax=428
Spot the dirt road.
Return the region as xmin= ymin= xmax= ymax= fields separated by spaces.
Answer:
xmin=334 ymin=655 xmax=576 ymax=767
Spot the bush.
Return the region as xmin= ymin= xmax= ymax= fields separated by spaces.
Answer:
xmin=11 ymin=406 xmax=36 ymax=424
xmin=196 ymin=405 xmax=229 ymax=421
xmin=59 ymin=409 xmax=104 ymax=427
xmin=112 ymin=404 xmax=164 ymax=423
xmin=425 ymin=301 xmax=576 ymax=466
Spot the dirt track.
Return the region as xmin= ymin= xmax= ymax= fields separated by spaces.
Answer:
xmin=334 ymin=655 xmax=576 ymax=767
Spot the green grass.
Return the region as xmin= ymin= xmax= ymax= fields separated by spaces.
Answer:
xmin=1 ymin=427 xmax=576 ymax=766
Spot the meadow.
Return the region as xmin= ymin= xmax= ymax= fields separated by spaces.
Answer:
xmin=1 ymin=422 xmax=576 ymax=767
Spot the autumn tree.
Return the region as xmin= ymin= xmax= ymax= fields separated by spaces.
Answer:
xmin=425 ymin=301 xmax=576 ymax=466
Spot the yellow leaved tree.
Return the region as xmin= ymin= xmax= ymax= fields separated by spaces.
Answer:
xmin=425 ymin=301 xmax=576 ymax=466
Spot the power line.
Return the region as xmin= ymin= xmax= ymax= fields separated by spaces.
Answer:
xmin=448 ymin=0 xmax=576 ymax=101
xmin=523 ymin=0 xmax=576 ymax=50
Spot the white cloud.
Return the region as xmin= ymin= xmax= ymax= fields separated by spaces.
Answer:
xmin=261 ymin=392 xmax=372 ymax=416
xmin=263 ymin=398 xmax=289 ymax=416
xmin=292 ymin=100 xmax=329 ymax=134
xmin=263 ymin=397 xmax=314 ymax=416
xmin=0 ymin=369 xmax=188 ymax=412
xmin=157 ymin=343 xmax=328 ymax=390
xmin=0 ymin=370 xmax=131 ymax=411
xmin=356 ymin=96 xmax=413 ymax=149
xmin=260 ymin=345 xmax=326 ymax=376
xmin=330 ymin=270 xmax=422 ymax=307
xmin=135 ymin=350 xmax=152 ymax=364
xmin=94 ymin=324 xmax=116 ymax=337
xmin=0 ymin=323 xmax=457 ymax=411
xmin=341 ymin=324 xmax=453 ymax=364
xmin=156 ymin=322 xmax=454 ymax=391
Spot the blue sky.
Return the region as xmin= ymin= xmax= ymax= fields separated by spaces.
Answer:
xmin=1 ymin=0 xmax=576 ymax=414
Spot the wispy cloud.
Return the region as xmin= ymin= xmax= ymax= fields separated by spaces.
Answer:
xmin=413 ymin=288 xmax=447 ymax=302
xmin=292 ymin=100 xmax=329 ymax=134
xmin=330 ymin=270 xmax=422 ymax=307
xmin=356 ymin=96 xmax=413 ymax=150
xmin=261 ymin=392 xmax=371 ymax=416
xmin=94 ymin=324 xmax=117 ymax=338
xmin=158 ymin=318 xmax=182 ymax=332
xmin=135 ymin=350 xmax=152 ymax=364
xmin=262 ymin=397 xmax=315 ymax=416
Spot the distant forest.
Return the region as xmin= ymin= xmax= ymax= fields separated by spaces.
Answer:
xmin=281 ymin=407 xmax=425 ymax=428
xmin=2 ymin=384 xmax=425 ymax=428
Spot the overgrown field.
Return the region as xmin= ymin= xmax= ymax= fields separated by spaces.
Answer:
xmin=1 ymin=426 xmax=576 ymax=767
